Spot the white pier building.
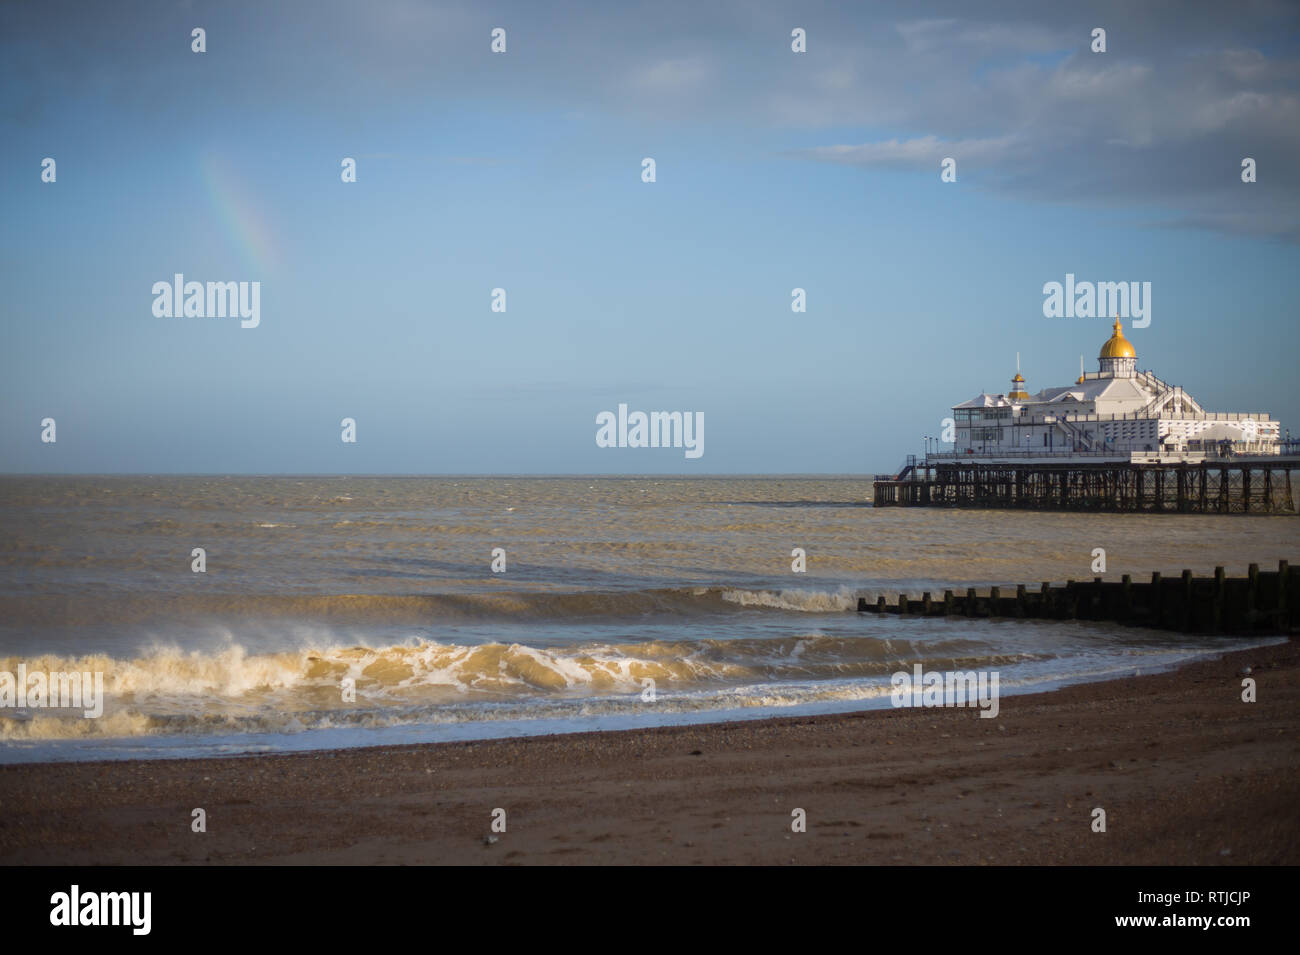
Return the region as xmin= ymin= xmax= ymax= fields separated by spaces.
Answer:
xmin=947 ymin=321 xmax=1281 ymax=462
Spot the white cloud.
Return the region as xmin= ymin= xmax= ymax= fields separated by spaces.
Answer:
xmin=801 ymin=134 xmax=1021 ymax=167
xmin=895 ymin=18 xmax=1067 ymax=55
xmin=626 ymin=56 xmax=714 ymax=95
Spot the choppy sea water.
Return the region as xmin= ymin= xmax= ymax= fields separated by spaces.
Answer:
xmin=0 ymin=476 xmax=1292 ymax=763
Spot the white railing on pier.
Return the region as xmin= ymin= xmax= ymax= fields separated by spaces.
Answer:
xmin=926 ymin=447 xmax=1285 ymax=463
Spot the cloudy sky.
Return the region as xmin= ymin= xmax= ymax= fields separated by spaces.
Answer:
xmin=2 ymin=0 xmax=1297 ymax=473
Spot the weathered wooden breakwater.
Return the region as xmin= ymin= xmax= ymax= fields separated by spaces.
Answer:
xmin=873 ymin=458 xmax=1300 ymax=513
xmin=857 ymin=561 xmax=1299 ymax=635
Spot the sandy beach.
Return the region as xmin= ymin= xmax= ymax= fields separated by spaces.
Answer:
xmin=1 ymin=638 xmax=1296 ymax=866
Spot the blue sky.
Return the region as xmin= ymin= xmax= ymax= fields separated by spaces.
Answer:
xmin=2 ymin=0 xmax=1297 ymax=473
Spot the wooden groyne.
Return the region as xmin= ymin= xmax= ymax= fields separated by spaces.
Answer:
xmin=856 ymin=561 xmax=1299 ymax=635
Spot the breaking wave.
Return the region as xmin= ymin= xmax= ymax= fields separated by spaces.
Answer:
xmin=0 ymin=633 xmax=1042 ymax=740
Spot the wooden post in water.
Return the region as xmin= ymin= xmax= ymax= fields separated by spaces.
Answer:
xmin=1180 ymin=569 xmax=1193 ymax=631
xmin=1213 ymin=566 xmax=1225 ymax=631
xmin=1247 ymin=563 xmax=1259 ymax=627
xmin=1278 ymin=561 xmax=1290 ymax=631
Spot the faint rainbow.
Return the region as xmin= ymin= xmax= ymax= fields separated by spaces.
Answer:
xmin=199 ymin=152 xmax=280 ymax=274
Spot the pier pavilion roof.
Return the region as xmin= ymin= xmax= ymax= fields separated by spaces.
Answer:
xmin=1030 ymin=377 xmax=1152 ymax=405
xmin=952 ymin=393 xmax=1014 ymax=409
xmin=954 ymin=375 xmax=1161 ymax=413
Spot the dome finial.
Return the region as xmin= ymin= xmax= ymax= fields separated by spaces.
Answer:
xmin=1099 ymin=314 xmax=1136 ymax=360
xmin=1008 ymin=353 xmax=1029 ymax=400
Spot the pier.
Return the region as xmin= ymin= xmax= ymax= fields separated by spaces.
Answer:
xmin=873 ymin=455 xmax=1300 ymax=514
xmin=890 ymin=320 xmax=1298 ymax=514
xmin=856 ymin=561 xmax=1299 ymax=635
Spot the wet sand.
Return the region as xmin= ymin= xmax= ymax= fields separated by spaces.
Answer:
xmin=1 ymin=639 xmax=1297 ymax=866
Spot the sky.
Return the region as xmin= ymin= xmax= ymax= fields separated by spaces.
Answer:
xmin=1 ymin=0 xmax=1297 ymax=474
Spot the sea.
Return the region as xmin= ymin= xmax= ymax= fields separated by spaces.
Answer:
xmin=0 ymin=475 xmax=1292 ymax=763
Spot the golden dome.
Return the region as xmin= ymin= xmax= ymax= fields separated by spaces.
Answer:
xmin=1099 ymin=318 xmax=1136 ymax=359
xmin=1012 ymin=373 xmax=1024 ymax=382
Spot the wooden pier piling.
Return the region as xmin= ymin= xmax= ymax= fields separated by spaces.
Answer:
xmin=873 ymin=458 xmax=1300 ymax=514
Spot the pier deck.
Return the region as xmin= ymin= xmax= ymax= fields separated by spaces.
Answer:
xmin=873 ymin=456 xmax=1300 ymax=513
